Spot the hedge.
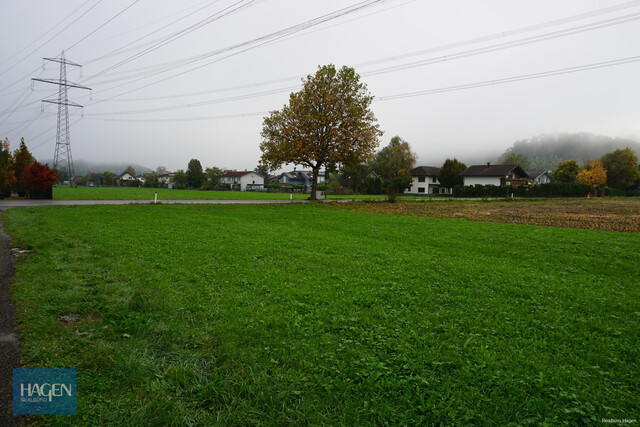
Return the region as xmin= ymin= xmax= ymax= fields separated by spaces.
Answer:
xmin=453 ymin=182 xmax=592 ymax=198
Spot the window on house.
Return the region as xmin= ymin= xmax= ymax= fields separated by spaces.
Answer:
xmin=432 ymin=176 xmax=437 ymax=182
xmin=418 ymin=177 xmax=425 ymax=182
xmin=418 ymin=187 xmax=425 ymax=193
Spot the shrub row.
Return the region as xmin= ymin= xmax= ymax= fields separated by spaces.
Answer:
xmin=453 ymin=182 xmax=593 ymax=198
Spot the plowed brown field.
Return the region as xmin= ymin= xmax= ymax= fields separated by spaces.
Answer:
xmin=338 ymin=198 xmax=640 ymax=233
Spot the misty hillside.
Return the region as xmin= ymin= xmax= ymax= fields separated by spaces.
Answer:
xmin=36 ymin=158 xmax=153 ymax=176
xmin=498 ymin=133 xmax=640 ymax=171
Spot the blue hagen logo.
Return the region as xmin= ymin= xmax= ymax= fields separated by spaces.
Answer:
xmin=13 ymin=368 xmax=77 ymax=415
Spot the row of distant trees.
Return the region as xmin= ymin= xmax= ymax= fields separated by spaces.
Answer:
xmin=504 ymin=148 xmax=640 ymax=193
xmin=0 ymin=138 xmax=58 ymax=198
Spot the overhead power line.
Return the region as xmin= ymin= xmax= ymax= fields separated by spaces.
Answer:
xmin=375 ymin=55 xmax=640 ymax=101
xmin=84 ymin=111 xmax=268 ymax=123
xmin=81 ymin=0 xmax=259 ymax=84
xmin=0 ymin=0 xmax=94 ymax=70
xmin=82 ymin=0 xmax=387 ymax=104
xmin=66 ymin=0 xmax=142 ymax=52
xmin=362 ymin=11 xmax=640 ymax=77
xmin=83 ymin=10 xmax=640 ymax=117
xmin=80 ymin=0 xmax=225 ymax=65
xmin=82 ymin=54 xmax=640 ymax=122
xmin=83 ymin=0 xmax=640 ymax=107
xmin=0 ymin=0 xmax=104 ymax=77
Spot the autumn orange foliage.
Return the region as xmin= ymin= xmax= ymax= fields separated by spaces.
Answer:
xmin=577 ymin=160 xmax=607 ymax=187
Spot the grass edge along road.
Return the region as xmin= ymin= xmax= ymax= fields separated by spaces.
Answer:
xmin=52 ymin=186 xmax=385 ymax=201
xmin=3 ymin=203 xmax=639 ymax=425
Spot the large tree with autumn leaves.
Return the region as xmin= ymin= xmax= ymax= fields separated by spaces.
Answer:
xmin=260 ymin=65 xmax=382 ymax=200
xmin=577 ymin=160 xmax=607 ymax=187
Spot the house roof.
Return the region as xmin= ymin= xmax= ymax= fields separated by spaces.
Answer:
xmin=224 ymin=171 xmax=254 ymax=177
xmin=281 ymin=171 xmax=310 ymax=181
xmin=460 ymin=164 xmax=529 ymax=178
xmin=525 ymin=170 xmax=551 ymax=180
xmin=117 ymin=172 xmax=135 ymax=179
xmin=410 ymin=166 xmax=440 ymax=176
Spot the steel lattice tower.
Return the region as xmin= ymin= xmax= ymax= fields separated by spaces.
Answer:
xmin=32 ymin=51 xmax=91 ymax=182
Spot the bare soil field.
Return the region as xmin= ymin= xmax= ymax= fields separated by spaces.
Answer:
xmin=338 ymin=198 xmax=640 ymax=233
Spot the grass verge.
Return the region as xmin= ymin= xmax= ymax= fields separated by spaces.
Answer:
xmin=3 ymin=204 xmax=639 ymax=425
xmin=52 ymin=186 xmax=385 ymax=201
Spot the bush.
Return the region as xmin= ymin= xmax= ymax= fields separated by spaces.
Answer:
xmin=453 ymin=183 xmax=591 ymax=198
xmin=605 ymin=187 xmax=626 ymax=197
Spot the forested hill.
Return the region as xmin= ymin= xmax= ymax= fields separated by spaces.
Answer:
xmin=498 ymin=133 xmax=640 ymax=170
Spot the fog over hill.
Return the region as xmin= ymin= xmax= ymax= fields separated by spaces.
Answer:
xmin=497 ymin=133 xmax=640 ymax=170
xmin=36 ymin=158 xmax=153 ymax=177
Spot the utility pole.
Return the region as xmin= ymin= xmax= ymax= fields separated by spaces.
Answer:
xmin=32 ymin=51 xmax=91 ymax=183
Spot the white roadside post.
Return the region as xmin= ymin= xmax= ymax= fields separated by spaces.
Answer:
xmin=154 ymin=192 xmax=158 ymax=204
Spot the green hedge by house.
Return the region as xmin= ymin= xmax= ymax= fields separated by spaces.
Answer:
xmin=453 ymin=182 xmax=592 ymax=198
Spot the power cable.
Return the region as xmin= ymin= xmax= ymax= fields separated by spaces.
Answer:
xmin=0 ymin=0 xmax=104 ymax=76
xmin=375 ymin=55 xmax=640 ymax=101
xmin=84 ymin=10 xmax=640 ymax=116
xmin=1 ymin=0 xmax=94 ymax=68
xmin=66 ymin=0 xmax=143 ymax=52
xmin=80 ymin=0 xmax=224 ymax=65
xmin=83 ymin=0 xmax=640 ymax=106
xmin=81 ymin=0 xmax=258 ymax=83
xmin=83 ymin=0 xmax=384 ymax=104
xmin=83 ymin=54 xmax=640 ymax=122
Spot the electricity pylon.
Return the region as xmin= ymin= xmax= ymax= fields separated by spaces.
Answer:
xmin=32 ymin=51 xmax=91 ymax=183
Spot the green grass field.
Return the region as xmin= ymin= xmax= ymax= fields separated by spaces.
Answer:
xmin=52 ymin=186 xmax=386 ymax=200
xmin=3 ymin=204 xmax=639 ymax=425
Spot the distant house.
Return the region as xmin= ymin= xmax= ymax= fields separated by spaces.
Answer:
xmin=117 ymin=172 xmax=137 ymax=182
xmin=460 ymin=163 xmax=529 ymax=187
xmin=409 ymin=166 xmax=447 ymax=194
xmin=274 ymin=170 xmax=328 ymax=187
xmin=85 ymin=173 xmax=102 ymax=187
xmin=526 ymin=170 xmax=555 ymax=184
xmin=157 ymin=172 xmax=174 ymax=188
xmin=220 ymin=171 xmax=264 ymax=191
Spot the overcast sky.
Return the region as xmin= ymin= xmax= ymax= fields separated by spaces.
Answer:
xmin=1 ymin=0 xmax=639 ymax=173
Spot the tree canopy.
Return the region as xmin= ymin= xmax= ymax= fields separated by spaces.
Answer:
xmin=577 ymin=160 xmax=607 ymax=187
xmin=500 ymin=154 xmax=529 ymax=170
xmin=260 ymin=64 xmax=382 ymax=199
xmin=600 ymin=147 xmax=639 ymax=189
xmin=552 ymin=160 xmax=580 ymax=183
xmin=438 ymin=158 xmax=467 ymax=189
xmin=124 ymin=165 xmax=137 ymax=177
xmin=370 ymin=136 xmax=416 ymax=182
xmin=1 ymin=138 xmax=56 ymax=195
xmin=186 ymin=159 xmax=204 ymax=188
xmin=172 ymin=170 xmax=188 ymax=189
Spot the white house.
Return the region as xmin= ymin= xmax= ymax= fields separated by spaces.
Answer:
xmin=408 ymin=166 xmax=448 ymax=194
xmin=220 ymin=171 xmax=264 ymax=191
xmin=460 ymin=163 xmax=529 ymax=187
xmin=117 ymin=172 xmax=137 ymax=182
xmin=157 ymin=172 xmax=174 ymax=188
xmin=526 ymin=170 xmax=555 ymax=184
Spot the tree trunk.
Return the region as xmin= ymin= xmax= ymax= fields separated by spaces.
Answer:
xmin=310 ymin=166 xmax=320 ymax=200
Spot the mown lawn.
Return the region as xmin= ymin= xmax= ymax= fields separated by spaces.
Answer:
xmin=3 ymin=204 xmax=639 ymax=425
xmin=52 ymin=186 xmax=385 ymax=201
